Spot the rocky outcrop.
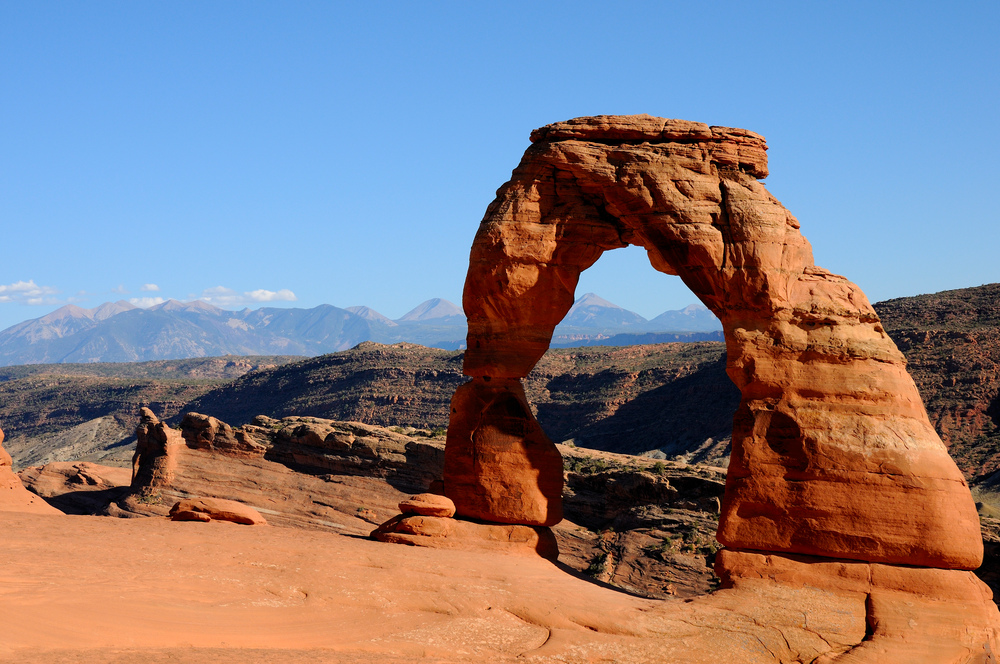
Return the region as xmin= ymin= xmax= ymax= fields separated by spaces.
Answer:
xmin=440 ymin=114 xmax=998 ymax=657
xmin=0 ymin=426 xmax=62 ymax=514
xmin=113 ymin=409 xmax=449 ymax=532
xmin=131 ymin=407 xmax=183 ymax=491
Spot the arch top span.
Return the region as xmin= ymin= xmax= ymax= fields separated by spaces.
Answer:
xmin=528 ymin=114 xmax=769 ymax=179
xmin=445 ymin=114 xmax=983 ymax=571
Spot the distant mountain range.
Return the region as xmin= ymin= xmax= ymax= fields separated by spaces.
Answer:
xmin=0 ymin=294 xmax=721 ymax=365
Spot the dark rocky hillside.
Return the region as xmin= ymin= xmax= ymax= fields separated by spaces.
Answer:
xmin=0 ymin=356 xmax=300 ymax=467
xmin=184 ymin=341 xmax=737 ymax=463
xmin=873 ymin=283 xmax=1000 ymax=481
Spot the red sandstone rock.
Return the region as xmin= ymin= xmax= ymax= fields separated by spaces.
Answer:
xmin=169 ymin=497 xmax=267 ymax=525
xmin=452 ymin=114 xmax=982 ymax=571
xmin=443 ymin=377 xmax=563 ymax=526
xmin=371 ymin=513 xmax=559 ymax=560
xmin=0 ymin=426 xmax=62 ymax=515
xmin=398 ymin=493 xmax=455 ymax=518
xmin=715 ymin=549 xmax=1000 ymax=661
xmin=131 ymin=407 xmax=184 ymax=491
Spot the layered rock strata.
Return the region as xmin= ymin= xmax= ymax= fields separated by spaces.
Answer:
xmin=444 ymin=114 xmax=999 ymax=656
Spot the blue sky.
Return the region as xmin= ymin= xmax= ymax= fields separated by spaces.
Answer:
xmin=2 ymin=1 xmax=997 ymax=330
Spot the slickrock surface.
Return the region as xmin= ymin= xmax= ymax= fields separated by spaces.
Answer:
xmin=0 ymin=510 xmax=995 ymax=664
xmin=20 ymin=411 xmax=732 ymax=599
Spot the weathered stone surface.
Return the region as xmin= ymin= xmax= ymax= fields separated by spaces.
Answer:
xmin=715 ymin=549 xmax=1000 ymax=662
xmin=130 ymin=407 xmax=183 ymax=491
xmin=399 ymin=493 xmax=455 ymax=518
xmin=169 ymin=497 xmax=267 ymax=525
xmin=179 ymin=411 xmax=267 ymax=458
xmin=444 ymin=377 xmax=563 ymax=526
xmin=371 ymin=514 xmax=559 ymax=560
xmin=452 ymin=114 xmax=981 ymax=571
xmin=0 ymin=426 xmax=62 ymax=514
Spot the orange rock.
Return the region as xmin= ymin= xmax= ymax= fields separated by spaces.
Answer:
xmin=0 ymin=426 xmax=62 ymax=515
xmin=371 ymin=513 xmax=559 ymax=560
xmin=443 ymin=377 xmax=563 ymax=526
xmin=131 ymin=407 xmax=183 ymax=490
xmin=168 ymin=497 xmax=267 ymax=525
xmin=451 ymin=114 xmax=982 ymax=569
xmin=715 ymin=549 xmax=1000 ymax=661
xmin=398 ymin=493 xmax=455 ymax=518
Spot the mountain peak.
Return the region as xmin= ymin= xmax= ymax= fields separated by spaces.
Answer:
xmin=560 ymin=293 xmax=647 ymax=329
xmin=397 ymin=299 xmax=464 ymax=322
xmin=92 ymin=300 xmax=138 ymax=321
xmin=346 ymin=306 xmax=397 ymax=326
xmin=151 ymin=299 xmax=224 ymax=314
xmin=37 ymin=304 xmax=94 ymax=324
xmin=569 ymin=293 xmax=623 ymax=313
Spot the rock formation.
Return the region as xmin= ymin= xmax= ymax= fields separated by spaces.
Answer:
xmin=131 ymin=407 xmax=183 ymax=491
xmin=439 ymin=114 xmax=999 ymax=657
xmin=373 ymin=491 xmax=559 ymax=558
xmin=168 ymin=497 xmax=267 ymax=525
xmin=0 ymin=425 xmax=62 ymax=514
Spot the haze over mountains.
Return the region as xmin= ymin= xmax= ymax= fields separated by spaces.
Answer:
xmin=0 ymin=294 xmax=721 ymax=365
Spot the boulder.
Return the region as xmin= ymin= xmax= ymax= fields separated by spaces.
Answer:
xmin=371 ymin=514 xmax=558 ymax=560
xmin=398 ymin=493 xmax=455 ymax=518
xmin=168 ymin=497 xmax=267 ymax=525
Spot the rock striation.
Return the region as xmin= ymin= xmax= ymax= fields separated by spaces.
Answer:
xmin=441 ymin=114 xmax=999 ymax=658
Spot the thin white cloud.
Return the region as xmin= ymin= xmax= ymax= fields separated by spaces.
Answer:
xmin=141 ymin=283 xmax=160 ymax=292
xmin=111 ymin=284 xmax=129 ymax=294
xmin=198 ymin=286 xmax=297 ymax=307
xmin=247 ymin=288 xmax=297 ymax=302
xmin=0 ymin=280 xmax=60 ymax=305
xmin=129 ymin=296 xmax=166 ymax=308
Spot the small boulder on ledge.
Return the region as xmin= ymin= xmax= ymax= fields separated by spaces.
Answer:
xmin=168 ymin=497 xmax=267 ymax=525
xmin=398 ymin=493 xmax=456 ymax=518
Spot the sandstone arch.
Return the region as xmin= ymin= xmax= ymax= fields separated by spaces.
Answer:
xmin=443 ymin=114 xmax=982 ymax=573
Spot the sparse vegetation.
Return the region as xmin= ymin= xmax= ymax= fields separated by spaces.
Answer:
xmin=585 ymin=552 xmax=608 ymax=576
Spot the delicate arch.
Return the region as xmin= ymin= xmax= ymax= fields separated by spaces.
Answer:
xmin=444 ymin=115 xmax=981 ymax=570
